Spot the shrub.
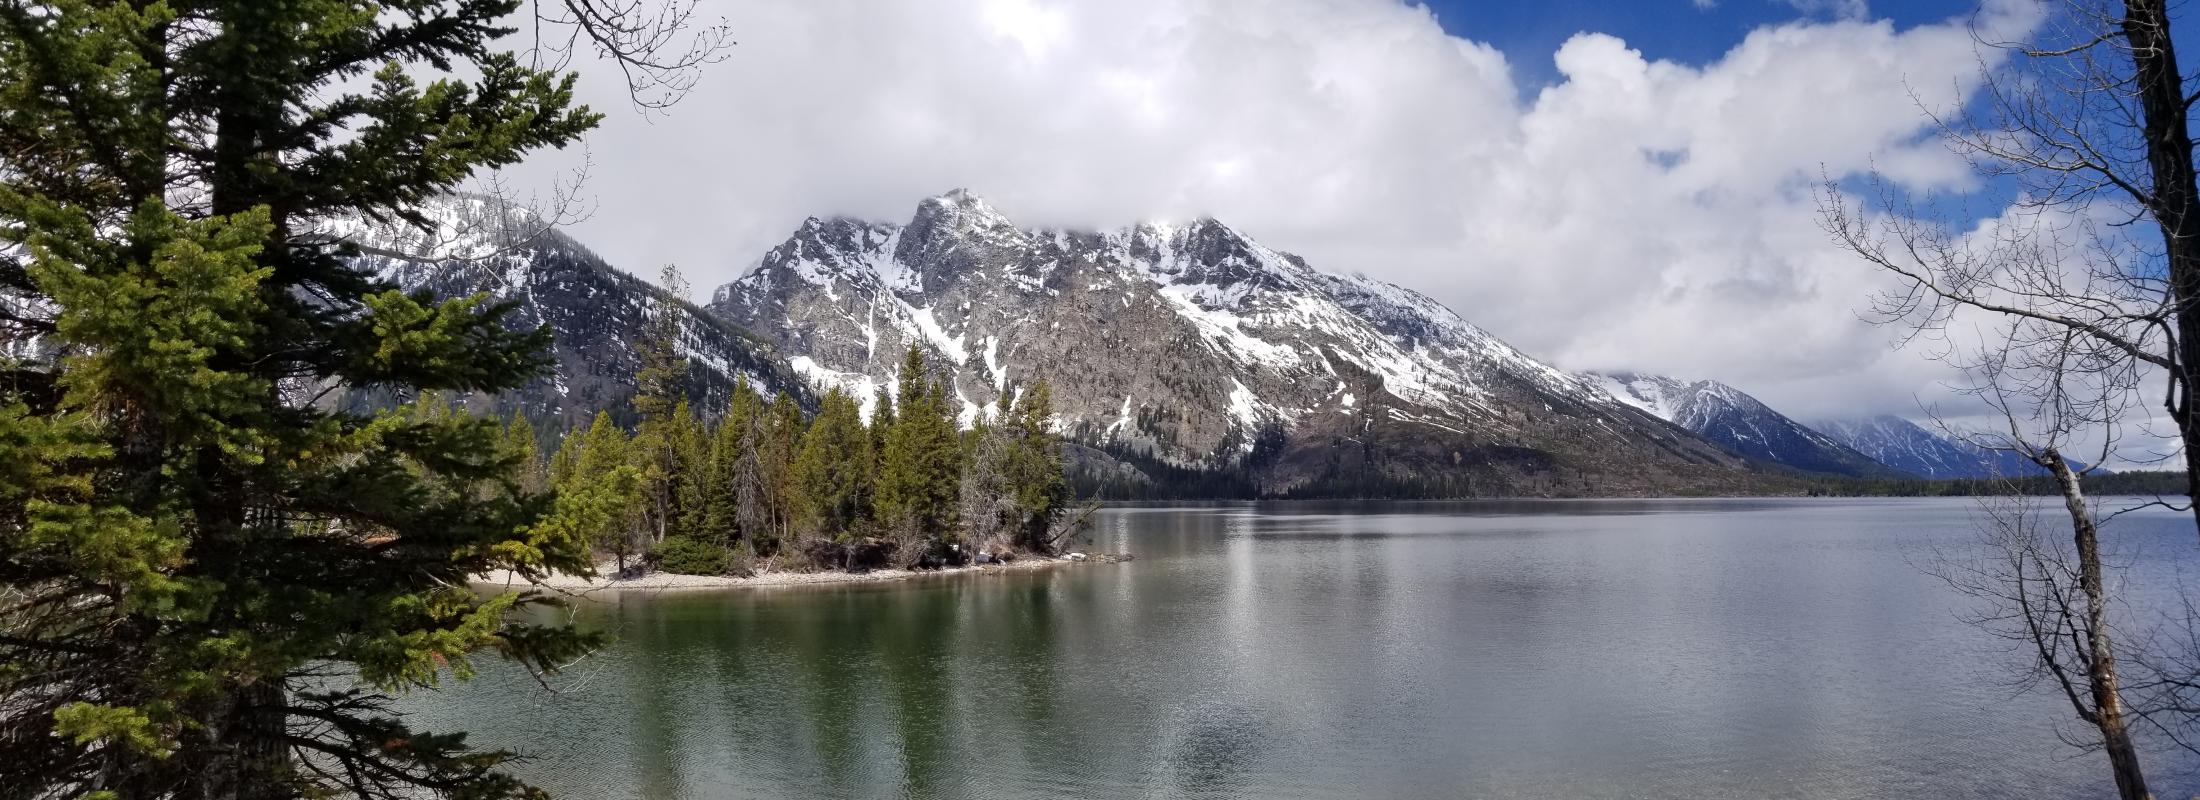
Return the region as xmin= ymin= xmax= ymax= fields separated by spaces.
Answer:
xmin=652 ymin=536 xmax=733 ymax=576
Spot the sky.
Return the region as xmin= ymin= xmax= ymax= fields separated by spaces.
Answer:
xmin=502 ymin=0 xmax=2127 ymax=443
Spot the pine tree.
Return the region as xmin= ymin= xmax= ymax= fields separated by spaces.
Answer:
xmin=697 ymin=380 xmax=761 ymax=548
xmin=1005 ymin=381 xmax=1070 ymax=549
xmin=411 ymin=389 xmax=459 ymax=424
xmin=789 ymin=388 xmax=873 ymax=541
xmin=630 ymin=265 xmax=690 ymax=549
xmin=548 ymin=426 xmax=584 ymax=489
xmin=731 ymin=409 xmax=771 ymax=550
xmin=876 ymin=348 xmax=963 ymax=540
xmin=758 ymin=390 xmax=805 ymax=549
xmin=633 ymin=264 xmax=690 ymax=423
xmin=502 ymin=412 xmax=545 ymax=494
xmin=571 ymin=411 xmax=646 ymax=573
xmin=0 ymin=1 xmax=631 ymax=795
xmin=871 ymin=383 xmax=896 ymax=466
xmin=671 ymin=399 xmax=711 ymax=540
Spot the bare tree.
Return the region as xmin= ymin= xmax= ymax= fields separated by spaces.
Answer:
xmin=1819 ymin=0 xmax=2200 ymax=532
xmin=527 ymin=0 xmax=736 ymax=111
xmin=1927 ymin=323 xmax=2157 ymax=800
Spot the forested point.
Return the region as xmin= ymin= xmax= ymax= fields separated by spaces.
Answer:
xmin=512 ymin=337 xmax=1076 ymax=577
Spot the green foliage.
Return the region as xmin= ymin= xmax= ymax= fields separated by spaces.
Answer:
xmin=631 ymin=264 xmax=690 ymax=424
xmin=959 ymin=381 xmax=1070 ymax=550
xmin=790 ymin=388 xmax=874 ymax=540
xmin=651 ymin=535 xmax=734 ymax=576
xmin=871 ymin=384 xmax=896 ymax=464
xmin=630 ymin=266 xmax=692 ymax=553
xmin=561 ymin=411 xmax=646 ymax=570
xmin=876 ymin=348 xmax=964 ymax=537
xmin=756 ymin=390 xmax=805 ymax=552
xmin=502 ymin=413 xmax=544 ymax=493
xmin=688 ymin=381 xmax=757 ymax=547
xmin=1003 ymin=382 xmax=1070 ymax=548
xmin=672 ymin=400 xmax=712 ymax=539
xmin=0 ymin=0 xmax=605 ymax=795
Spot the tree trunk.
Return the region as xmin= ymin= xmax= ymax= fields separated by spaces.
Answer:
xmin=2047 ymin=448 xmax=2154 ymax=800
xmin=2121 ymin=0 xmax=2200 ymax=539
xmin=183 ymin=681 xmax=291 ymax=800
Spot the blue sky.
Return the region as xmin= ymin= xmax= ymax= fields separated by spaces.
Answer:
xmin=1423 ymin=0 xmax=1983 ymax=89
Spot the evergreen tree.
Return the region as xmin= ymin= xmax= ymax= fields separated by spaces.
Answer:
xmin=548 ymin=425 xmax=583 ymax=489
xmin=572 ymin=411 xmax=646 ymax=572
xmin=630 ymin=265 xmax=690 ymax=548
xmin=958 ymin=381 xmax=1069 ymax=551
xmin=789 ymin=388 xmax=873 ymax=541
xmin=671 ymin=398 xmax=711 ymax=540
xmin=1004 ymin=381 xmax=1070 ymax=549
xmin=875 ymin=348 xmax=962 ymax=539
xmin=731 ymin=409 xmax=771 ymax=550
xmin=758 ymin=390 xmax=804 ymax=548
xmin=502 ymin=412 xmax=545 ymax=494
xmin=0 ymin=1 xmax=633 ymax=795
xmin=871 ymin=384 xmax=896 ymax=468
xmin=410 ymin=389 xmax=459 ymax=424
xmin=697 ymin=380 xmax=761 ymax=548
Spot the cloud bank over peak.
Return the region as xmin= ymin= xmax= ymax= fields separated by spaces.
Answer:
xmin=513 ymin=0 xmax=2045 ymax=423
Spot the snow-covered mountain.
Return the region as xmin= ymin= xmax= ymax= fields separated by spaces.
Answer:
xmin=1585 ymin=372 xmax=1897 ymax=478
xmin=706 ymin=189 xmax=1779 ymax=496
xmin=1812 ymin=415 xmax=2053 ymax=479
xmin=317 ymin=195 xmax=811 ymax=428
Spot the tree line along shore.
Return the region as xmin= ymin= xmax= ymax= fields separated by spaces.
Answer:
xmin=485 ymin=279 xmax=1077 ymax=579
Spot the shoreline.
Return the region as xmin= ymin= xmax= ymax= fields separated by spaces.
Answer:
xmin=471 ymin=555 xmax=1081 ymax=595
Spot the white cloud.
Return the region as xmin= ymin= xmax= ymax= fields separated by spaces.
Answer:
xmin=510 ymin=0 xmax=2055 ymax=428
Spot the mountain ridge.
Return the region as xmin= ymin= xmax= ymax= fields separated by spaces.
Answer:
xmin=322 ymin=194 xmax=814 ymax=426
xmin=1585 ymin=371 xmax=1900 ymax=479
xmin=1812 ymin=414 xmax=2066 ymax=479
xmin=706 ymin=190 xmax=1787 ymax=496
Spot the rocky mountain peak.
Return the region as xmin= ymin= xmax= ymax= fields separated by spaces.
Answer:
xmin=708 ymin=190 xmax=1772 ymax=496
xmin=867 ymin=190 xmax=1030 ymax=296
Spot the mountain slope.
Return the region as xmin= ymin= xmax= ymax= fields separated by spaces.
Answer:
xmin=316 ymin=195 xmax=812 ymax=427
xmin=1587 ymin=372 xmax=1897 ymax=478
xmin=1812 ymin=415 xmax=2054 ymax=479
xmin=708 ymin=190 xmax=1780 ymax=496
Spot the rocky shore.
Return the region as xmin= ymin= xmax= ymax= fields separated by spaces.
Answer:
xmin=471 ymin=554 xmax=1091 ymax=594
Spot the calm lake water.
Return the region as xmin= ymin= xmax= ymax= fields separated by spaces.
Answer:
xmin=405 ymin=498 xmax=2200 ymax=799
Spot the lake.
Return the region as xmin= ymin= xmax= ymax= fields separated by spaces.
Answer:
xmin=403 ymin=498 xmax=2200 ymax=799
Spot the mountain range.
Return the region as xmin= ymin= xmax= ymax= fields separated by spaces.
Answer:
xmin=320 ymin=195 xmax=812 ymax=423
xmin=705 ymin=190 xmax=1763 ymax=496
xmin=1811 ymin=415 xmax=2050 ymax=479
xmin=333 ymin=191 xmax=2065 ymax=494
xmin=1586 ymin=372 xmax=1900 ymax=479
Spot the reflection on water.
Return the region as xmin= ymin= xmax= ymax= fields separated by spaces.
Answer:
xmin=402 ymin=498 xmax=2200 ymax=799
